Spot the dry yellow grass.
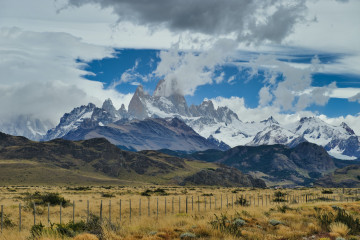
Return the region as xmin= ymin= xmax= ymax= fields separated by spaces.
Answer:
xmin=0 ymin=186 xmax=359 ymax=240
xmin=329 ymin=221 xmax=350 ymax=237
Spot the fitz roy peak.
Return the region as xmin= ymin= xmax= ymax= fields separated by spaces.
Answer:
xmin=40 ymin=79 xmax=360 ymax=159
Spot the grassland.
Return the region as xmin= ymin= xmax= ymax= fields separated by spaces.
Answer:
xmin=0 ymin=186 xmax=360 ymax=239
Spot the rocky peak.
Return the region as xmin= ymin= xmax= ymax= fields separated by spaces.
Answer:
xmin=101 ymin=99 xmax=119 ymax=118
xmin=128 ymin=84 xmax=149 ymax=120
xmin=340 ymin=122 xmax=355 ymax=135
xmin=260 ymin=116 xmax=279 ymax=125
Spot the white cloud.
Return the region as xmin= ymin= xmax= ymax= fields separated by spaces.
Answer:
xmin=0 ymin=27 xmax=132 ymax=125
xmin=153 ymin=39 xmax=238 ymax=96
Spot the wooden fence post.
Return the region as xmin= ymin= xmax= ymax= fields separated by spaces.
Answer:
xmin=204 ymin=196 xmax=206 ymax=211
xmin=1 ymin=205 xmax=3 ymax=234
xmin=33 ymin=202 xmax=36 ymax=225
xmin=129 ymin=199 xmax=131 ymax=223
xmin=87 ymin=200 xmax=89 ymax=223
xmin=172 ymin=197 xmax=174 ymax=214
xmin=19 ymin=203 xmax=21 ymax=232
xmin=192 ymin=196 xmax=194 ymax=211
xmin=120 ymin=199 xmax=122 ymax=221
xmin=221 ymin=195 xmax=223 ymax=209
xmin=48 ymin=203 xmax=50 ymax=225
xmin=210 ymin=196 xmax=212 ymax=209
xmin=138 ymin=199 xmax=141 ymax=217
xmin=178 ymin=196 xmax=181 ymax=213
xmin=165 ymin=197 xmax=167 ymax=216
xmin=198 ymin=196 xmax=200 ymax=211
xmin=109 ymin=200 xmax=111 ymax=224
xmin=186 ymin=196 xmax=188 ymax=214
xmin=100 ymin=200 xmax=103 ymax=223
xmin=60 ymin=202 xmax=62 ymax=224
xmin=148 ymin=198 xmax=150 ymax=217
xmin=157 ymin=198 xmax=159 ymax=218
xmin=73 ymin=201 xmax=75 ymax=223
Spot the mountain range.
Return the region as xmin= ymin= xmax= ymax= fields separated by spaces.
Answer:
xmin=1 ymin=79 xmax=359 ymax=160
xmin=0 ymin=131 xmax=265 ymax=187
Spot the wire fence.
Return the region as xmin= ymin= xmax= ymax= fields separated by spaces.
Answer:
xmin=1 ymin=191 xmax=359 ymax=233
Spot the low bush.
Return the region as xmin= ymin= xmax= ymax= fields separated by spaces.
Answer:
xmin=322 ymin=190 xmax=334 ymax=194
xmin=24 ymin=191 xmax=70 ymax=207
xmin=234 ymin=196 xmax=249 ymax=206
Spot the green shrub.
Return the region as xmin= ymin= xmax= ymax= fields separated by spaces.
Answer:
xmin=209 ymin=213 xmax=243 ymax=237
xmin=234 ymin=196 xmax=249 ymax=206
xmin=25 ymin=192 xmax=70 ymax=207
xmin=273 ymin=191 xmax=287 ymax=202
xmin=322 ymin=190 xmax=333 ymax=194
xmin=101 ymin=193 xmax=115 ymax=198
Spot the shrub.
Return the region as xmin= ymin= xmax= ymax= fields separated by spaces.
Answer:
xmin=67 ymin=186 xmax=91 ymax=191
xmin=140 ymin=188 xmax=168 ymax=196
xmin=269 ymin=219 xmax=283 ymax=226
xmin=0 ymin=213 xmax=15 ymax=228
xmin=25 ymin=192 xmax=70 ymax=207
xmin=322 ymin=190 xmax=333 ymax=194
xmin=202 ymin=193 xmax=213 ymax=196
xmin=273 ymin=191 xmax=287 ymax=202
xmin=316 ymin=207 xmax=360 ymax=234
xmin=101 ymin=193 xmax=115 ymax=198
xmin=234 ymin=196 xmax=248 ymax=206
xmin=28 ymin=215 xmax=103 ymax=239
xmin=180 ymin=232 xmax=196 ymax=239
xmin=209 ymin=213 xmax=243 ymax=237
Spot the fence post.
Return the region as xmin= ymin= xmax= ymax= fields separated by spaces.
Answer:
xmin=19 ymin=203 xmax=21 ymax=232
xmin=1 ymin=205 xmax=3 ymax=234
xmin=129 ymin=199 xmax=132 ymax=223
xmin=60 ymin=202 xmax=62 ymax=224
xmin=87 ymin=200 xmax=89 ymax=223
xmin=210 ymin=196 xmax=212 ymax=209
xmin=178 ymin=196 xmax=181 ymax=213
xmin=165 ymin=197 xmax=167 ymax=216
xmin=156 ymin=198 xmax=158 ymax=218
xmin=138 ymin=199 xmax=141 ymax=217
xmin=186 ymin=196 xmax=188 ymax=214
xmin=198 ymin=196 xmax=200 ymax=212
xmin=73 ymin=200 xmax=75 ymax=223
xmin=33 ymin=202 xmax=36 ymax=225
xmin=47 ymin=203 xmax=50 ymax=225
xmin=172 ymin=197 xmax=174 ymax=214
xmin=100 ymin=200 xmax=103 ymax=222
xmin=192 ymin=196 xmax=194 ymax=211
xmin=215 ymin=196 xmax=217 ymax=209
xmin=109 ymin=200 xmax=111 ymax=224
xmin=204 ymin=196 xmax=206 ymax=211
xmin=147 ymin=198 xmax=150 ymax=217
xmin=227 ymin=195 xmax=228 ymax=208
xmin=120 ymin=199 xmax=122 ymax=221
xmin=221 ymin=195 xmax=223 ymax=209
xmin=232 ymin=195 xmax=234 ymax=208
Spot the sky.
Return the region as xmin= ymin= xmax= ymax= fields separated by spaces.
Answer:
xmin=0 ymin=0 xmax=360 ymax=134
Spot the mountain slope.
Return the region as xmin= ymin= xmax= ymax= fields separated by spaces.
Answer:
xmin=160 ymin=142 xmax=338 ymax=187
xmin=63 ymin=117 xmax=225 ymax=152
xmin=315 ymin=164 xmax=360 ymax=188
xmin=0 ymin=132 xmax=262 ymax=187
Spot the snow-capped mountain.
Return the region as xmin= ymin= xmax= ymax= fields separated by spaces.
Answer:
xmin=43 ymin=99 xmax=128 ymax=141
xmin=0 ymin=115 xmax=53 ymax=141
xmin=42 ymin=79 xmax=359 ymax=160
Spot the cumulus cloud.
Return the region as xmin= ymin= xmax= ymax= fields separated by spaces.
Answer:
xmin=242 ymin=54 xmax=336 ymax=111
xmin=153 ymin=39 xmax=238 ymax=96
xmin=0 ymin=27 xmax=133 ymax=125
xmin=65 ymin=0 xmax=308 ymax=44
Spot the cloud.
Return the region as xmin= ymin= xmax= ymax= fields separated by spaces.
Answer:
xmin=0 ymin=27 xmax=133 ymax=125
xmin=153 ymin=39 xmax=238 ymax=96
xmin=239 ymin=54 xmax=336 ymax=111
xmin=349 ymin=92 xmax=360 ymax=103
xmin=65 ymin=0 xmax=308 ymax=44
